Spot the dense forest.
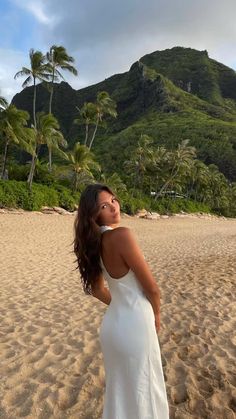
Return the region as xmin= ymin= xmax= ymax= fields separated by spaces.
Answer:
xmin=1 ymin=46 xmax=236 ymax=216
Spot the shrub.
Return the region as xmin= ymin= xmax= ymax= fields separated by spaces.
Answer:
xmin=0 ymin=180 xmax=81 ymax=212
xmin=0 ymin=180 xmax=29 ymax=208
xmin=0 ymin=180 xmax=59 ymax=211
xmin=8 ymin=163 xmax=29 ymax=181
xmin=0 ymin=180 xmax=228 ymax=216
xmin=27 ymin=184 xmax=59 ymax=210
xmin=150 ymin=197 xmax=211 ymax=214
xmin=53 ymin=184 xmax=80 ymax=211
xmin=119 ymin=191 xmax=151 ymax=215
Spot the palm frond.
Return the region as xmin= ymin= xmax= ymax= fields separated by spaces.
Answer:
xmin=0 ymin=96 xmax=8 ymax=110
xmin=54 ymin=68 xmax=64 ymax=80
xmin=22 ymin=75 xmax=32 ymax=88
xmin=60 ymin=64 xmax=78 ymax=75
xmin=14 ymin=68 xmax=31 ymax=80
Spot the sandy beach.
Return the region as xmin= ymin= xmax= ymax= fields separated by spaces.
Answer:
xmin=0 ymin=212 xmax=235 ymax=419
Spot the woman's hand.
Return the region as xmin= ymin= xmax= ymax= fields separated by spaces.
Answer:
xmin=155 ymin=312 xmax=160 ymax=333
xmin=91 ymin=275 xmax=112 ymax=305
xmin=116 ymin=227 xmax=161 ymax=322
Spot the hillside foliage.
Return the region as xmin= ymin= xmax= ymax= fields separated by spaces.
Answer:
xmin=0 ymin=46 xmax=236 ymax=216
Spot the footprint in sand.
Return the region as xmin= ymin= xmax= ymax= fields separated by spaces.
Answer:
xmin=4 ymin=383 xmax=37 ymax=407
xmin=3 ymin=349 xmax=16 ymax=359
xmin=25 ymin=347 xmax=47 ymax=363
xmin=50 ymin=342 xmax=64 ymax=355
xmin=171 ymin=383 xmax=188 ymax=404
xmin=189 ymin=324 xmax=201 ymax=335
xmin=57 ymin=385 xmax=79 ymax=410
xmin=196 ymin=377 xmax=214 ymax=397
xmin=171 ymin=332 xmax=182 ymax=344
xmin=73 ymin=354 xmax=93 ymax=376
xmin=36 ymin=400 xmax=53 ymax=418
xmin=229 ymin=397 xmax=236 ymax=413
xmin=36 ymin=387 xmax=51 ymax=402
xmin=168 ymin=363 xmax=187 ymax=386
xmin=36 ymin=370 xmax=56 ymax=384
xmin=177 ymin=346 xmax=189 ymax=361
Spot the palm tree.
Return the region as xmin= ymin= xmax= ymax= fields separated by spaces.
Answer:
xmin=187 ymin=160 xmax=209 ymax=201
xmin=149 ymin=146 xmax=169 ymax=194
xmin=154 ymin=140 xmax=196 ymax=199
xmin=99 ymin=172 xmax=127 ymax=195
xmin=46 ymin=45 xmax=78 ymax=114
xmin=88 ymin=91 xmax=117 ymax=150
xmin=124 ymin=134 xmax=154 ymax=191
xmin=14 ymin=49 xmax=51 ymax=128
xmin=41 ymin=113 xmax=68 ymax=172
xmin=74 ymin=102 xmax=97 ymax=146
xmin=0 ymin=95 xmax=8 ymax=110
xmin=66 ymin=142 xmax=100 ymax=191
xmin=27 ymin=112 xmax=67 ymax=188
xmin=208 ymin=164 xmax=229 ymax=210
xmin=0 ymin=104 xmax=34 ymax=179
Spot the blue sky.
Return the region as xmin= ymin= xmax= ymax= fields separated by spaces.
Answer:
xmin=1 ymin=4 xmax=36 ymax=51
xmin=1 ymin=0 xmax=236 ymax=102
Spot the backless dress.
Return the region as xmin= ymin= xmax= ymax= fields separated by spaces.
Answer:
xmin=99 ymin=225 xmax=169 ymax=419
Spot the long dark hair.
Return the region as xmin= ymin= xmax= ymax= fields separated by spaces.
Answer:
xmin=74 ymin=183 xmax=116 ymax=294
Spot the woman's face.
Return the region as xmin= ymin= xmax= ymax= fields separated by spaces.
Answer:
xmin=96 ymin=190 xmax=120 ymax=226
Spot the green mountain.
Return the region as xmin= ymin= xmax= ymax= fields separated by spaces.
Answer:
xmin=12 ymin=47 xmax=236 ymax=181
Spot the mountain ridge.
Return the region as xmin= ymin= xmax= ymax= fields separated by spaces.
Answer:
xmin=12 ymin=46 xmax=236 ymax=181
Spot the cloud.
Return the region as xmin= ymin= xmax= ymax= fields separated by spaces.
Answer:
xmin=0 ymin=49 xmax=29 ymax=103
xmin=1 ymin=0 xmax=236 ymax=101
xmin=38 ymin=0 xmax=236 ymax=86
xmin=41 ymin=0 xmax=236 ymax=50
xmin=10 ymin=0 xmax=52 ymax=24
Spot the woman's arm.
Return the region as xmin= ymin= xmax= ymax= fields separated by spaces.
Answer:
xmin=91 ymin=275 xmax=111 ymax=305
xmin=117 ymin=228 xmax=161 ymax=331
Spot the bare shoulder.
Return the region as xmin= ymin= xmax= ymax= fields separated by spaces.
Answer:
xmin=110 ymin=227 xmax=137 ymax=248
xmin=111 ymin=226 xmax=133 ymax=238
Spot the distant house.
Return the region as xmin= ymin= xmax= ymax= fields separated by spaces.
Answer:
xmin=151 ymin=190 xmax=186 ymax=199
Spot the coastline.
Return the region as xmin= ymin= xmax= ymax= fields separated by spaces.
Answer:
xmin=0 ymin=205 xmax=234 ymax=221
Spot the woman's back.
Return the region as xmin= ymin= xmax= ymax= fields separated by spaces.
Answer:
xmin=100 ymin=226 xmax=130 ymax=279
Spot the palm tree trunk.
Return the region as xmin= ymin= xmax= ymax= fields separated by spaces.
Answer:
xmin=75 ymin=172 xmax=79 ymax=192
xmin=1 ymin=139 xmax=9 ymax=179
xmin=187 ymin=180 xmax=195 ymax=199
xmin=33 ymin=77 xmax=37 ymax=128
xmin=27 ymin=145 xmax=40 ymax=189
xmin=49 ymin=68 xmax=55 ymax=114
xmin=155 ymin=168 xmax=180 ymax=200
xmin=72 ymin=171 xmax=79 ymax=192
xmin=27 ymin=155 xmax=36 ymax=189
xmin=88 ymin=118 xmax=99 ymax=150
xmin=49 ymin=147 xmax=52 ymax=172
xmin=84 ymin=124 xmax=89 ymax=146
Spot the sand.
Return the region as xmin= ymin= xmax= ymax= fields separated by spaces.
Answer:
xmin=0 ymin=212 xmax=235 ymax=419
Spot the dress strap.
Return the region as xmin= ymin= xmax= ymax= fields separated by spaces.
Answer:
xmin=100 ymin=225 xmax=113 ymax=234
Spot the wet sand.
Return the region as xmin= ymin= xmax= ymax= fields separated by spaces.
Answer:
xmin=0 ymin=213 xmax=235 ymax=418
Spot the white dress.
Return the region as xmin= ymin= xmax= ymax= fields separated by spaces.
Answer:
xmin=99 ymin=226 xmax=169 ymax=419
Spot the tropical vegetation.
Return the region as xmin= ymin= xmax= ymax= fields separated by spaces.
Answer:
xmin=0 ymin=46 xmax=236 ymax=217
xmin=14 ymin=49 xmax=51 ymax=128
xmin=46 ymin=45 xmax=78 ymax=114
xmin=0 ymin=102 xmax=32 ymax=180
xmin=74 ymin=91 xmax=117 ymax=149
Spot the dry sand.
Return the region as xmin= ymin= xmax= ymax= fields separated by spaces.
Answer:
xmin=0 ymin=212 xmax=235 ymax=419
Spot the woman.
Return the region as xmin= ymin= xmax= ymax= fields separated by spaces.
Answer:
xmin=74 ymin=184 xmax=169 ymax=419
